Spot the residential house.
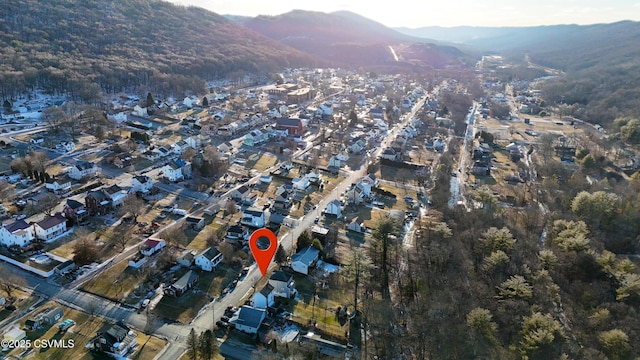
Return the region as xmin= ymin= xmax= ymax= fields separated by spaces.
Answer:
xmin=45 ymin=175 xmax=71 ymax=194
xmin=183 ymin=95 xmax=199 ymax=108
xmin=154 ymin=146 xmax=172 ymax=158
xmin=230 ymin=306 xmax=267 ymax=335
xmin=217 ymin=142 xmax=234 ymax=154
xmin=380 ymin=148 xmax=399 ymax=161
xmin=291 ymin=246 xmax=320 ymax=275
xmin=276 ymin=117 xmax=304 ymax=136
xmin=259 ymin=175 xmax=272 ymax=184
xmin=0 ymin=220 xmax=35 ymax=247
xmin=85 ymin=189 xmax=111 ymax=215
xmin=128 ymin=252 xmax=147 ymax=269
xmin=324 ymin=199 xmax=342 ymax=219
xmin=472 ymin=161 xmax=491 ymax=176
xmin=292 ymin=177 xmax=310 ymax=191
xmin=34 ymin=214 xmax=67 ymax=242
xmin=162 ymin=160 xmax=191 ymax=182
xmin=185 ymin=136 xmax=201 ymax=149
xmin=103 ymin=184 xmax=129 ymax=207
xmin=328 ymin=156 xmax=342 ymax=168
xmin=177 ymin=249 xmax=197 ymax=267
xmin=131 ymin=175 xmax=153 ymax=194
xmin=30 ymin=136 xmax=44 ymax=145
xmin=68 ymin=160 xmax=98 ymax=180
xmin=229 ymin=185 xmax=252 ymax=203
xmin=252 ymin=284 xmax=275 ymax=310
xmin=91 ymin=322 xmax=138 ymax=357
xmin=172 ymin=139 xmax=190 ymax=155
xmin=346 ymin=219 xmax=366 ymax=234
xmin=195 ymin=247 xmax=223 ymax=272
xmin=241 ymin=208 xmax=265 ymax=228
xmin=369 ymin=107 xmax=384 ymax=119
xmin=112 ymin=154 xmax=132 ymax=169
xmin=164 ymin=270 xmax=199 ymax=297
xmin=141 ymin=150 xmax=161 ymax=162
xmin=268 ymin=271 xmax=297 ymax=298
xmin=63 ymin=199 xmax=88 ymax=224
xmin=272 ymin=192 xmax=292 ymax=214
xmin=225 ymin=225 xmax=248 ymax=243
xmin=140 ymin=238 xmax=166 ymax=256
xmin=132 ymin=104 xmax=147 ymax=117
xmin=243 ymin=130 xmax=266 ymax=146
xmin=56 ymin=141 xmax=75 ymax=153
xmin=185 ymin=216 xmax=205 ymax=231
xmin=349 ymin=139 xmax=366 ymax=154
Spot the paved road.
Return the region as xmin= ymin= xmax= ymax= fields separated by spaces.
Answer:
xmin=449 ymin=104 xmax=476 ymax=208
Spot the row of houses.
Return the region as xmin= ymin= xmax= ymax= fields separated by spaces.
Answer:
xmin=0 ymin=213 xmax=68 ymax=246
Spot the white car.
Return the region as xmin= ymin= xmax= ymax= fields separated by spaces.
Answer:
xmin=141 ymin=299 xmax=150 ymax=308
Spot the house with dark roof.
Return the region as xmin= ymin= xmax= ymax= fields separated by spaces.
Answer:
xmin=241 ymin=207 xmax=265 ymax=228
xmin=268 ymin=271 xmax=297 ymax=298
xmin=252 ymin=283 xmax=275 ymax=310
xmin=229 ymin=185 xmax=252 ymax=203
xmin=291 ymin=246 xmax=320 ymax=275
xmin=85 ymin=189 xmax=111 ymax=215
xmin=185 ymin=216 xmax=205 ymax=231
xmin=63 ymin=199 xmax=88 ymax=224
xmin=90 ymin=322 xmax=138 ymax=357
xmin=34 ymin=214 xmax=67 ymax=242
xmin=164 ymin=270 xmax=199 ymax=297
xmin=0 ymin=220 xmax=35 ymax=247
xmin=230 ymin=306 xmax=267 ymax=336
xmin=276 ymin=117 xmax=304 ymax=136
xmin=162 ymin=160 xmax=191 ymax=182
xmin=103 ymin=184 xmax=129 ymax=207
xmin=225 ymin=225 xmax=248 ymax=244
xmin=195 ymin=247 xmax=223 ymax=272
xmin=45 ymin=175 xmax=71 ymax=194
xmin=131 ymin=175 xmax=153 ymax=194
xmin=68 ymin=160 xmax=98 ymax=180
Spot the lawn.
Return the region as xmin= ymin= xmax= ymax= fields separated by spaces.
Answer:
xmin=286 ymin=274 xmax=349 ymax=341
xmin=378 ymin=165 xmax=420 ymax=186
xmin=246 ymin=153 xmax=278 ymax=172
xmin=8 ymin=302 xmax=166 ymax=360
xmin=187 ymin=220 xmax=225 ymax=251
xmin=82 ymin=260 xmax=142 ymax=303
xmin=153 ymin=289 xmax=210 ymax=324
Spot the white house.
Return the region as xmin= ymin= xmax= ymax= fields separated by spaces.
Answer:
xmin=45 ymin=176 xmax=71 ymax=194
xmin=162 ymin=160 xmax=191 ymax=182
xmin=68 ymin=161 xmax=98 ymax=180
xmin=131 ymin=175 xmax=153 ymax=194
xmin=0 ymin=220 xmax=35 ymax=247
xmin=346 ymin=219 xmax=366 ymax=234
xmin=292 ymin=177 xmax=310 ymax=191
xmin=241 ymin=208 xmax=265 ymax=228
xmin=172 ymin=140 xmax=190 ymax=155
xmin=195 ymin=247 xmax=223 ymax=272
xmin=268 ymin=270 xmax=297 ymax=298
xmin=324 ymin=199 xmax=342 ymax=219
xmin=183 ymin=95 xmax=199 ymax=108
xmin=140 ymin=238 xmax=166 ymax=256
xmin=128 ymin=253 xmax=147 ymax=269
xmin=34 ymin=214 xmax=67 ymax=242
xmin=329 ymin=156 xmax=342 ymax=168
xmin=252 ymin=283 xmax=275 ymax=309
xmin=56 ymin=141 xmax=75 ymax=153
xmin=185 ymin=136 xmax=201 ymax=149
xmin=132 ymin=105 xmax=147 ymax=117
xmin=291 ymin=246 xmax=320 ymax=275
xmin=103 ymin=184 xmax=129 ymax=207
xmin=230 ymin=306 xmax=266 ymax=335
xmin=243 ymin=130 xmax=266 ymax=147
xmin=319 ymin=102 xmax=333 ymax=116
xmin=141 ymin=150 xmax=161 ymax=162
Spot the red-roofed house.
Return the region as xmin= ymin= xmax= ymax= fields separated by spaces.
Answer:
xmin=140 ymin=238 xmax=166 ymax=256
xmin=34 ymin=214 xmax=68 ymax=242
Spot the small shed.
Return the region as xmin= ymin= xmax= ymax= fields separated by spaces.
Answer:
xmin=3 ymin=327 xmax=26 ymax=341
xmin=41 ymin=307 xmax=64 ymax=325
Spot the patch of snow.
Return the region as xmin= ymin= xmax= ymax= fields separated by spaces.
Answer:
xmin=316 ymin=260 xmax=340 ymax=274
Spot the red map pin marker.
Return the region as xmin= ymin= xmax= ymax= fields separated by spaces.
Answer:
xmin=249 ymin=228 xmax=278 ymax=277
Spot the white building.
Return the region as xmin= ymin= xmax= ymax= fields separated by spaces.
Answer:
xmin=252 ymin=284 xmax=275 ymax=309
xmin=241 ymin=208 xmax=265 ymax=228
xmin=230 ymin=306 xmax=266 ymax=335
xmin=268 ymin=270 xmax=297 ymax=298
xmin=324 ymin=199 xmax=342 ymax=219
xmin=34 ymin=214 xmax=67 ymax=242
xmin=131 ymin=175 xmax=153 ymax=194
xmin=45 ymin=176 xmax=71 ymax=194
xmin=68 ymin=161 xmax=98 ymax=180
xmin=0 ymin=220 xmax=35 ymax=247
xmin=291 ymin=246 xmax=320 ymax=275
xmin=195 ymin=247 xmax=223 ymax=272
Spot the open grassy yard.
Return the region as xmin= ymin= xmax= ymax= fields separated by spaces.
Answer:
xmin=246 ymin=152 xmax=278 ymax=172
xmin=377 ymin=165 xmax=421 ymax=186
xmin=82 ymin=260 xmax=142 ymax=303
xmin=153 ymin=289 xmax=210 ymax=324
xmin=8 ymin=302 xmax=166 ymax=360
xmin=186 ymin=219 xmax=225 ymax=251
xmin=285 ymin=273 xmax=350 ymax=341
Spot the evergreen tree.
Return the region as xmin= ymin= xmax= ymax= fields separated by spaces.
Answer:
xmin=296 ymin=231 xmax=312 ymax=250
xmin=146 ymin=92 xmax=155 ymax=107
xmin=2 ymin=99 xmax=11 ymax=112
xmin=275 ymin=244 xmax=288 ymax=266
xmin=198 ymin=329 xmax=218 ymax=360
xmin=186 ymin=328 xmax=198 ymax=360
xmin=202 ymin=96 xmax=209 ymax=107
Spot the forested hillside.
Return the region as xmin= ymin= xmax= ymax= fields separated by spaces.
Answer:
xmin=0 ymin=0 xmax=317 ymax=100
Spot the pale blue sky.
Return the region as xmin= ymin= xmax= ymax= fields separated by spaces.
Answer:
xmin=168 ymin=0 xmax=640 ymax=27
